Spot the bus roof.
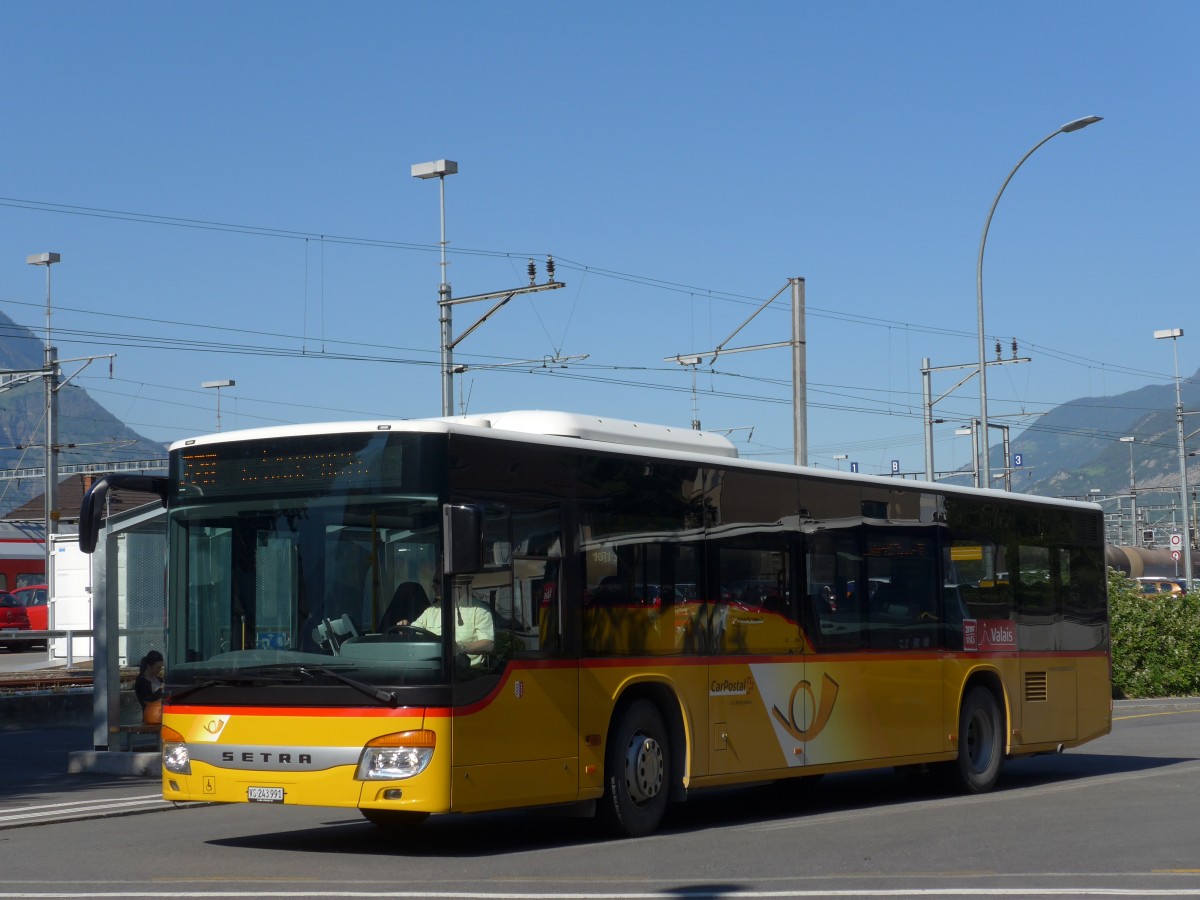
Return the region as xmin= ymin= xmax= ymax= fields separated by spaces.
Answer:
xmin=170 ymin=410 xmax=739 ymax=458
xmin=168 ymin=410 xmax=1100 ymax=513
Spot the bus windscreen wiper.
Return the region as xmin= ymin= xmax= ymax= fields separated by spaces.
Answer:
xmin=169 ymin=669 xmax=306 ymax=701
xmin=298 ymin=665 xmax=398 ymax=707
xmin=168 ymin=664 xmax=396 ymax=707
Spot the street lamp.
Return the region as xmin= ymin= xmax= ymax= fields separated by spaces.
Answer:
xmin=956 ymin=424 xmax=979 ymax=488
xmin=202 ymin=379 xmax=235 ymax=432
xmin=832 ymin=453 xmax=848 ymax=470
xmin=1154 ymin=328 xmax=1193 ymax=589
xmin=412 ymin=159 xmax=459 ymax=416
xmin=1120 ymin=436 xmax=1137 ymax=546
xmin=26 ymin=252 xmax=61 ymax=602
xmin=976 ymin=115 xmax=1102 ymax=488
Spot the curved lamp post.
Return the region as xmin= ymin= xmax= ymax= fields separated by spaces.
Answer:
xmin=1154 ymin=328 xmax=1193 ymax=590
xmin=976 ymin=115 xmax=1102 ymax=488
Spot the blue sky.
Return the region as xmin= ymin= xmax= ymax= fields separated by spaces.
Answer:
xmin=1 ymin=1 xmax=1196 ymax=478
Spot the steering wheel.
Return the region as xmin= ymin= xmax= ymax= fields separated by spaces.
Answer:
xmin=384 ymin=624 xmax=439 ymax=642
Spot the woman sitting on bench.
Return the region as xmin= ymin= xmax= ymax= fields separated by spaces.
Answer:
xmin=134 ymin=649 xmax=164 ymax=725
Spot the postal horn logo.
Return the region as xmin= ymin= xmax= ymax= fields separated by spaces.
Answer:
xmin=771 ymin=673 xmax=840 ymax=742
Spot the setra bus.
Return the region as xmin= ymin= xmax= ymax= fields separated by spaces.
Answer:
xmin=79 ymin=410 xmax=1110 ymax=837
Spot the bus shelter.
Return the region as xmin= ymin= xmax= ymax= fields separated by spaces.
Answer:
xmin=86 ymin=501 xmax=166 ymax=753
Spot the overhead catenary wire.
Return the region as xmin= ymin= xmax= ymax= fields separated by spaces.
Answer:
xmin=3 ymin=292 xmax=1182 ymax=465
xmin=1 ymin=195 xmax=1190 ymax=467
xmin=0 ymin=195 xmax=1176 ymax=388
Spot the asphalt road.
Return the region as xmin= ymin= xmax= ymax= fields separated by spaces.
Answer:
xmin=1 ymin=697 xmax=1199 ymax=898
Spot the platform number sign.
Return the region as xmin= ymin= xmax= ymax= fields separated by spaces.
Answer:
xmin=1013 ymin=452 xmax=1023 ymax=468
xmin=850 ymin=462 xmax=859 ymax=473
xmin=891 ymin=459 xmax=900 ymax=475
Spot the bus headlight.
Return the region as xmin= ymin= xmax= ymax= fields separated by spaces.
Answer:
xmin=161 ymin=725 xmax=191 ymax=775
xmin=356 ymin=730 xmax=436 ymax=781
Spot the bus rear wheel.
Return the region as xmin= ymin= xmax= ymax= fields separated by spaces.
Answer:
xmin=360 ymin=808 xmax=429 ymax=830
xmin=942 ymin=685 xmax=1004 ymax=793
xmin=599 ymin=699 xmax=670 ymax=838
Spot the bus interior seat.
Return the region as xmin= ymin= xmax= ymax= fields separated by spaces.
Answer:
xmin=312 ymin=613 xmax=359 ymax=650
xmin=379 ymin=582 xmax=430 ymax=632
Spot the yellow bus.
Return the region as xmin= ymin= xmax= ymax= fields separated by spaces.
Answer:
xmin=80 ymin=410 xmax=1110 ymax=837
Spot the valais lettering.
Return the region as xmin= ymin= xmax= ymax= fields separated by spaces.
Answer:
xmin=963 ymin=618 xmax=1018 ymax=651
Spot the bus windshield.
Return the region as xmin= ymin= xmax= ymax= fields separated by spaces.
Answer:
xmin=165 ymin=431 xmax=456 ymax=689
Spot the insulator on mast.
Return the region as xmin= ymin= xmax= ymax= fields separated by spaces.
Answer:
xmin=527 ymin=259 xmax=537 ymax=285
xmin=546 ymin=255 xmax=555 ymax=283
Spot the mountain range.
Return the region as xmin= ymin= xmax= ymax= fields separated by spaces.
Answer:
xmin=943 ymin=373 xmax=1200 ymax=506
xmin=0 ymin=311 xmax=165 ymax=517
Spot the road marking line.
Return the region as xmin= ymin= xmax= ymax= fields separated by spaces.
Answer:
xmin=0 ymin=793 xmax=161 ymax=813
xmin=1114 ymin=708 xmax=1200 ymax=721
xmin=2 ymin=889 xmax=1200 ymax=898
xmin=0 ymin=797 xmax=170 ymax=826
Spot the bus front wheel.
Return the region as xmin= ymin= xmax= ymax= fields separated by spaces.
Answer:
xmin=943 ymin=685 xmax=1004 ymax=793
xmin=599 ymin=699 xmax=670 ymax=838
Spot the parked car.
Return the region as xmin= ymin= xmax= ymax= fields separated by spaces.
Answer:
xmin=0 ymin=591 xmax=31 ymax=651
xmin=1136 ymin=578 xmax=1185 ymax=596
xmin=13 ymin=584 xmax=47 ymax=646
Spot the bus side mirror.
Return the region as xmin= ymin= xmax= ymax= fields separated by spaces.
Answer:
xmin=79 ymin=474 xmax=168 ymax=553
xmin=442 ymin=504 xmax=483 ymax=574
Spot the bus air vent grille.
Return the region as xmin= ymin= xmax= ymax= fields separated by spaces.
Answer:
xmin=1074 ymin=513 xmax=1103 ymax=544
xmin=1024 ymin=671 xmax=1049 ymax=702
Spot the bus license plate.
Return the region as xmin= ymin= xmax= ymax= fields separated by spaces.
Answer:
xmin=247 ymin=786 xmax=284 ymax=803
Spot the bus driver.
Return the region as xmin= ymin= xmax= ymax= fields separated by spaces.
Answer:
xmin=397 ymin=579 xmax=494 ymax=666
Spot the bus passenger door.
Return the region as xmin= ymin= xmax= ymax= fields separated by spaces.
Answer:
xmin=800 ymin=522 xmax=945 ymax=770
xmin=1016 ymin=544 xmax=1077 ymax=745
xmin=709 ymin=539 xmax=803 ymax=776
xmin=451 ymin=508 xmax=579 ymax=812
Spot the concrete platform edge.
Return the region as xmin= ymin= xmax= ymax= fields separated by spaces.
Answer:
xmin=67 ymin=750 xmax=160 ymax=777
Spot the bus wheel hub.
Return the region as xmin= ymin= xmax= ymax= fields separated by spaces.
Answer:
xmin=624 ymin=734 xmax=664 ymax=804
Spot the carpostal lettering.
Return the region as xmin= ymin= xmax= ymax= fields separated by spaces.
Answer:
xmin=710 ymin=678 xmax=754 ymax=696
xmin=222 ymin=751 xmax=313 ymax=765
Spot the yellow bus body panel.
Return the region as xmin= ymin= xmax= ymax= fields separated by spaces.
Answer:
xmin=159 ymin=648 xmax=1109 ymax=813
xmin=160 ymin=708 xmax=453 ymax=812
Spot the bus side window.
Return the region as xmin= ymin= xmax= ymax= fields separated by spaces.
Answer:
xmin=805 ymin=530 xmax=863 ymax=651
xmin=500 ymin=506 xmax=564 ymax=658
xmin=864 ymin=532 xmax=939 ymax=650
xmin=713 ymin=541 xmax=794 ymax=656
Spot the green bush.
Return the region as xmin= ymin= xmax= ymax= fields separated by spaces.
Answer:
xmin=1109 ymin=568 xmax=1200 ymax=698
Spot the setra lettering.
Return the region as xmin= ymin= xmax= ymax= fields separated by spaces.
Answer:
xmin=220 ymin=751 xmax=314 ymax=766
